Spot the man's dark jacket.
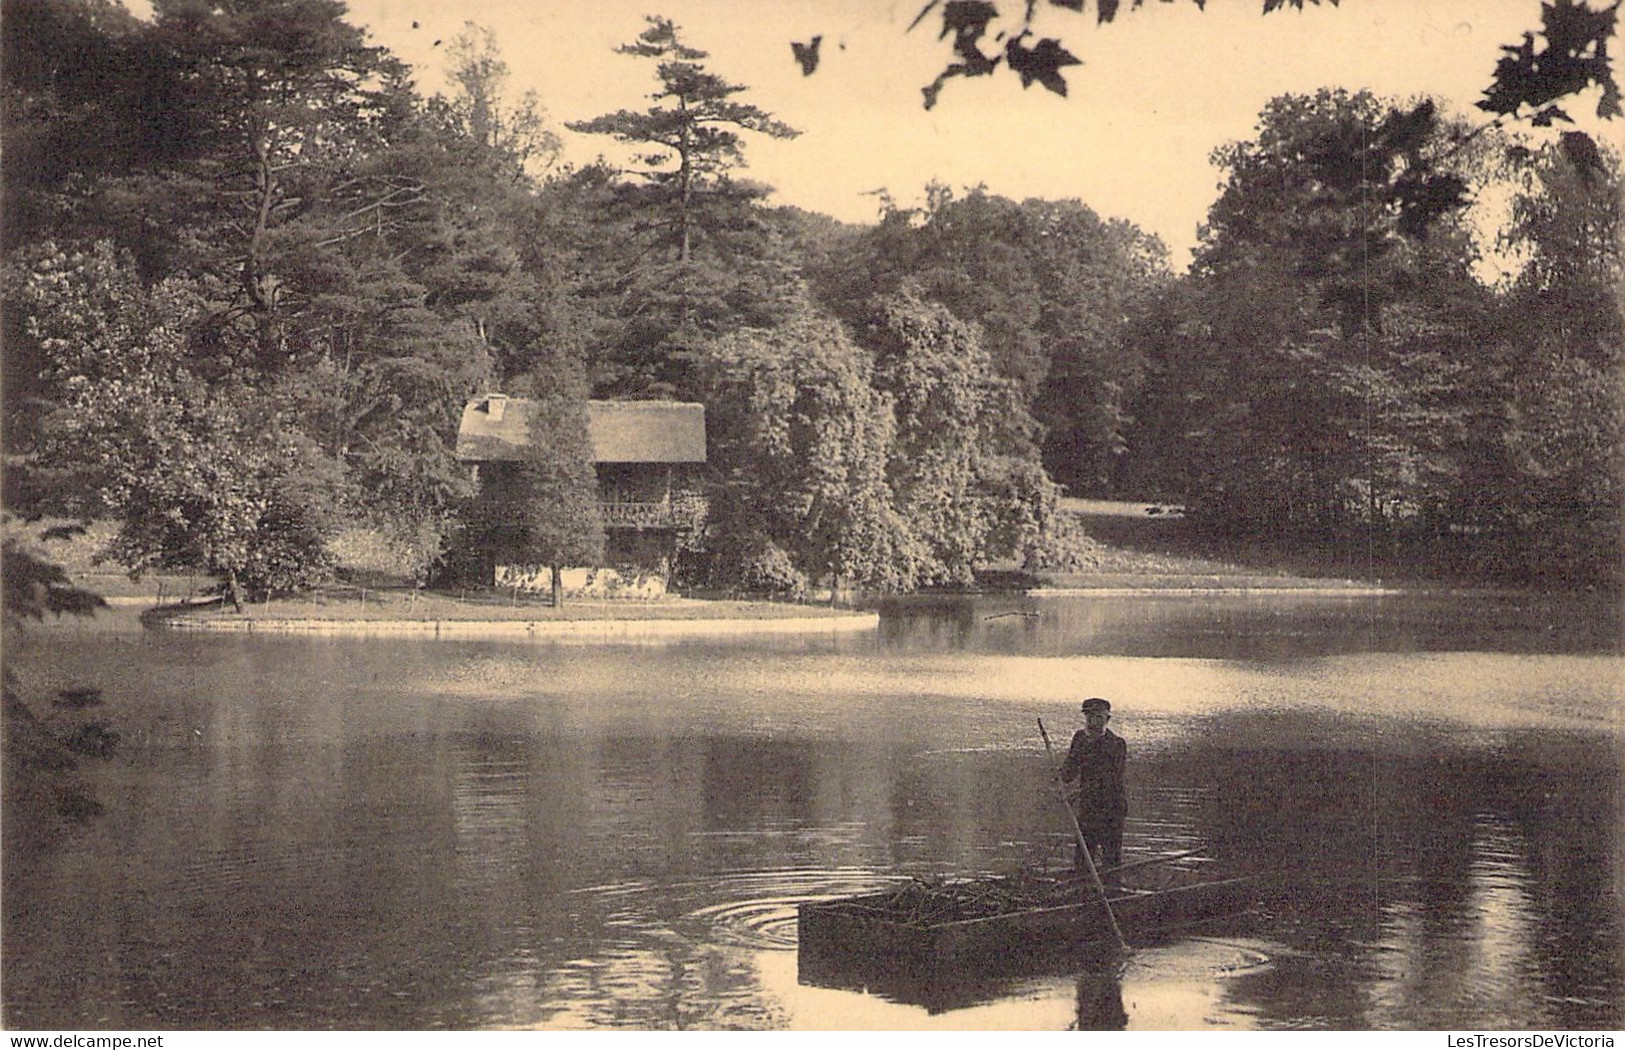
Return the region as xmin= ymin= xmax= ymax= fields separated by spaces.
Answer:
xmin=1060 ymin=728 xmax=1127 ymax=832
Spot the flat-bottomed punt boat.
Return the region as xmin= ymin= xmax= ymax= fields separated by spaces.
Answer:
xmin=798 ymin=866 xmax=1261 ymax=984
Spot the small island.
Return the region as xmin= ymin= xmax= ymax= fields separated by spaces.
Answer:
xmin=42 ymin=497 xmax=1415 ymax=644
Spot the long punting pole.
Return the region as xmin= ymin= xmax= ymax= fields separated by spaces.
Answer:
xmin=1039 ymin=718 xmax=1130 ymax=953
xmin=1054 ymin=846 xmax=1210 ymax=887
xmin=1101 ymin=847 xmax=1208 ymax=877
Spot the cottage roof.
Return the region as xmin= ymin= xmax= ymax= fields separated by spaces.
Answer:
xmin=455 ymin=396 xmax=706 ymax=464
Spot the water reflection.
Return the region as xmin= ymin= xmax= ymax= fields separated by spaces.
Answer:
xmin=1073 ymin=968 xmax=1129 ymax=1030
xmin=3 ymin=594 xmax=1620 ymax=1029
xmin=882 ymin=590 xmax=1623 ymax=658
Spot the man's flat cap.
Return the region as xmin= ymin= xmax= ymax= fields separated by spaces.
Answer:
xmin=1080 ymin=697 xmax=1111 ymax=714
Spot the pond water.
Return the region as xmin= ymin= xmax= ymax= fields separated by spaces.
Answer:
xmin=4 ymin=591 xmax=1621 ymax=1031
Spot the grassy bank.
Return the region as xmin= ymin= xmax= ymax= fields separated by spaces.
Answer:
xmin=15 ymin=520 xmax=210 ymax=601
xmin=1026 ymin=499 xmax=1384 ymax=591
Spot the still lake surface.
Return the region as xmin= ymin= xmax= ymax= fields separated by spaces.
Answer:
xmin=4 ymin=590 xmax=1622 ymax=1031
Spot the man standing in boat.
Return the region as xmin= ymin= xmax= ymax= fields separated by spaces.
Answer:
xmin=1059 ymin=697 xmax=1127 ymax=874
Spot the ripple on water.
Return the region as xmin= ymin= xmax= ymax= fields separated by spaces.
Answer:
xmin=1127 ymin=937 xmax=1277 ymax=980
xmin=568 ymin=867 xmax=908 ymax=952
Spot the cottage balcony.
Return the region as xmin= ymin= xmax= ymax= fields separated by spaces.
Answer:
xmin=468 ymin=492 xmax=704 ymax=532
xmin=600 ymin=499 xmax=682 ymax=530
xmin=601 ymin=500 xmax=708 ymax=536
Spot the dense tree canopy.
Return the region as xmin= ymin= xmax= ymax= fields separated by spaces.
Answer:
xmin=813 ymin=186 xmax=1169 ymax=493
xmin=9 ymin=240 xmax=340 ymax=605
xmin=2 ymin=1 xmax=510 ymax=593
xmin=1471 ymin=143 xmax=1624 ymax=579
xmin=2 ymin=2 xmax=1616 ymax=598
xmin=1127 ymin=90 xmax=1491 ymax=531
xmin=1123 ymin=87 xmax=1621 ymax=584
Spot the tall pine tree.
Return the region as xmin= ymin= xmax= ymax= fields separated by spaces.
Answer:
xmin=565 ymin=16 xmax=802 ymax=398
xmin=567 ymin=16 xmax=797 ymax=264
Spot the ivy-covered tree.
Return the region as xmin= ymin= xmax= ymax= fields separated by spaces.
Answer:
xmin=862 ymin=289 xmax=1001 ymax=586
xmin=699 ymin=310 xmax=921 ymax=597
xmin=453 ymin=366 xmax=604 ymax=606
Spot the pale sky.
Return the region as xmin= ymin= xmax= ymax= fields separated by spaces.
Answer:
xmin=342 ymin=2 xmax=1616 ymax=269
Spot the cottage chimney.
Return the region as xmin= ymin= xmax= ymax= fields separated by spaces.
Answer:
xmin=484 ymin=393 xmax=508 ymax=421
